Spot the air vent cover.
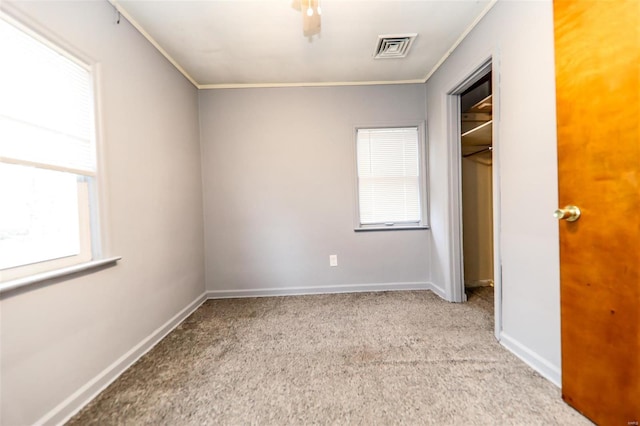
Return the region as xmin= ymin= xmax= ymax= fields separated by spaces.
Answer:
xmin=373 ymin=33 xmax=418 ymax=59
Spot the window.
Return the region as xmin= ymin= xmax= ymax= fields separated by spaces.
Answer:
xmin=0 ymin=16 xmax=99 ymax=282
xmin=355 ymin=125 xmax=428 ymax=230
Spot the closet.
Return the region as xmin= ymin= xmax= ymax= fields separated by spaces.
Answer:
xmin=460 ymin=73 xmax=494 ymax=290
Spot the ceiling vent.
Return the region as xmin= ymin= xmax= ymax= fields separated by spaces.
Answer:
xmin=373 ymin=33 xmax=418 ymax=59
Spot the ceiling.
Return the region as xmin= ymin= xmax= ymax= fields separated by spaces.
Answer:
xmin=112 ymin=0 xmax=496 ymax=89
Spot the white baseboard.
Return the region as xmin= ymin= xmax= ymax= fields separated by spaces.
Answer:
xmin=207 ymin=281 xmax=437 ymax=299
xmin=499 ymin=331 xmax=561 ymax=387
xmin=427 ymin=282 xmax=447 ymax=300
xmin=36 ymin=292 xmax=207 ymax=426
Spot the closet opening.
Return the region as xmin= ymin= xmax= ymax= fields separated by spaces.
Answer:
xmin=459 ymin=71 xmax=494 ymax=307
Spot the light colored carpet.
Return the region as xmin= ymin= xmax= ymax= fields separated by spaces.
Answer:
xmin=68 ymin=288 xmax=590 ymax=425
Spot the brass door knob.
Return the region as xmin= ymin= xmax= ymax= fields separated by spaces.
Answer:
xmin=554 ymin=205 xmax=581 ymax=222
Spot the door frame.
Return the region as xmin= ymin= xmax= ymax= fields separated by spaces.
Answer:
xmin=445 ymin=56 xmax=502 ymax=340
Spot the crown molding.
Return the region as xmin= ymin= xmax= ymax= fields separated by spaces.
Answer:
xmin=197 ymin=79 xmax=425 ymax=90
xmin=422 ymin=0 xmax=498 ymax=82
xmin=109 ymin=0 xmax=199 ymax=88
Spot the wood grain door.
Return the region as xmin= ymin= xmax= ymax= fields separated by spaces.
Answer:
xmin=553 ymin=1 xmax=640 ymax=424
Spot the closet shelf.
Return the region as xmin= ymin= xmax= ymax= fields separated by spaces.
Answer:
xmin=468 ymin=94 xmax=493 ymax=113
xmin=461 ymin=120 xmax=492 ymax=146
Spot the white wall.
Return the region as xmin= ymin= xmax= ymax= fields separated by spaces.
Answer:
xmin=0 ymin=2 xmax=205 ymax=424
xmin=426 ymin=0 xmax=562 ymax=382
xmin=199 ymin=85 xmax=431 ymax=296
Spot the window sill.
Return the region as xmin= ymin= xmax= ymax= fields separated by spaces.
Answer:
xmin=0 ymin=256 xmax=121 ymax=294
xmin=354 ymin=225 xmax=430 ymax=232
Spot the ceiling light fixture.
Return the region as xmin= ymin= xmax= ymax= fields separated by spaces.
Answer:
xmin=292 ymin=0 xmax=321 ymax=41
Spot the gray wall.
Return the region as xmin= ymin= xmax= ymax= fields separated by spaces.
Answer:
xmin=199 ymin=85 xmax=430 ymax=294
xmin=0 ymin=2 xmax=205 ymax=424
xmin=426 ymin=0 xmax=562 ymax=382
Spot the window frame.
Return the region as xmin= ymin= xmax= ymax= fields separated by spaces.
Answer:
xmin=352 ymin=121 xmax=429 ymax=232
xmin=0 ymin=11 xmax=117 ymax=290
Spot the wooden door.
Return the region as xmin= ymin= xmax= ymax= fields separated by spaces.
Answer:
xmin=553 ymin=1 xmax=640 ymax=424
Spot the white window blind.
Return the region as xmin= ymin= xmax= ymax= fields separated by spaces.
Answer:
xmin=0 ymin=18 xmax=95 ymax=176
xmin=356 ymin=127 xmax=421 ymax=225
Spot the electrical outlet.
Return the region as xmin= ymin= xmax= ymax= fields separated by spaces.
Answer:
xmin=329 ymin=254 xmax=338 ymax=267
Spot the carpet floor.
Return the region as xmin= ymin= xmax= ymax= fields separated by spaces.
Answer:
xmin=68 ymin=288 xmax=590 ymax=425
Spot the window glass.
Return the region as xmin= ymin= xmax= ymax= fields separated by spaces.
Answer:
xmin=0 ymin=164 xmax=81 ymax=269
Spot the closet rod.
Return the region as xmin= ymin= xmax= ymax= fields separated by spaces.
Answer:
xmin=463 ymin=146 xmax=492 ymax=158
